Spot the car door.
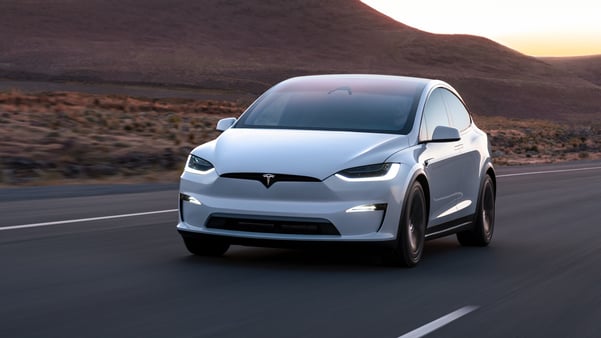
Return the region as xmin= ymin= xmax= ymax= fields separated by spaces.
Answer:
xmin=440 ymin=89 xmax=482 ymax=218
xmin=418 ymin=88 xmax=466 ymax=226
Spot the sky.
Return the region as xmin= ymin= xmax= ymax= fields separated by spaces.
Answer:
xmin=361 ymin=0 xmax=601 ymax=57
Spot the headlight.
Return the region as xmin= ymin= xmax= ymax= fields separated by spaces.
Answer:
xmin=185 ymin=154 xmax=215 ymax=174
xmin=335 ymin=163 xmax=400 ymax=182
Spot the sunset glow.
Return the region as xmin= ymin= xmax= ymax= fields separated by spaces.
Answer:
xmin=361 ymin=0 xmax=601 ymax=57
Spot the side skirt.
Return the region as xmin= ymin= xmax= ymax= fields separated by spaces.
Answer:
xmin=425 ymin=215 xmax=474 ymax=240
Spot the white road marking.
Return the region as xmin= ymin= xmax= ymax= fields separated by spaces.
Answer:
xmin=497 ymin=166 xmax=601 ymax=178
xmin=0 ymin=209 xmax=178 ymax=231
xmin=2 ymin=165 xmax=598 ymax=231
xmin=398 ymin=305 xmax=479 ymax=338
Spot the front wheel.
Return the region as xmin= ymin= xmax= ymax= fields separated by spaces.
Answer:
xmin=457 ymin=174 xmax=495 ymax=246
xmin=183 ymin=237 xmax=230 ymax=256
xmin=386 ymin=181 xmax=427 ymax=267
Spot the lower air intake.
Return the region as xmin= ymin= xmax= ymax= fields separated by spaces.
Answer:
xmin=206 ymin=214 xmax=340 ymax=236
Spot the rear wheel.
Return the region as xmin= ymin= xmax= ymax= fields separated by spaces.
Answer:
xmin=386 ymin=181 xmax=427 ymax=267
xmin=183 ymin=237 xmax=230 ymax=256
xmin=457 ymin=174 xmax=495 ymax=246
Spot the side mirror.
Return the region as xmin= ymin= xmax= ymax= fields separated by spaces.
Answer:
xmin=430 ymin=126 xmax=461 ymax=143
xmin=216 ymin=117 xmax=237 ymax=131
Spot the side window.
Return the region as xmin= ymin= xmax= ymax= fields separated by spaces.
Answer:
xmin=420 ymin=89 xmax=450 ymax=140
xmin=441 ymin=89 xmax=471 ymax=131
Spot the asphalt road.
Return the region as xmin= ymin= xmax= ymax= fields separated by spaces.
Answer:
xmin=1 ymin=161 xmax=600 ymax=338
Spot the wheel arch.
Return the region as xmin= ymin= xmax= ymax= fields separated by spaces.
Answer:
xmin=414 ymin=173 xmax=430 ymax=221
xmin=484 ymin=165 xmax=496 ymax=198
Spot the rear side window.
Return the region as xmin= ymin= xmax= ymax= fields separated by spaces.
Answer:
xmin=419 ymin=89 xmax=450 ymax=140
xmin=440 ymin=89 xmax=471 ymax=131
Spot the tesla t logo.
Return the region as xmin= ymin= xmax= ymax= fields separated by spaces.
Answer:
xmin=262 ymin=173 xmax=276 ymax=188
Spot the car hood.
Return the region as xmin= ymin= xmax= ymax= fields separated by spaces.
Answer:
xmin=194 ymin=128 xmax=410 ymax=180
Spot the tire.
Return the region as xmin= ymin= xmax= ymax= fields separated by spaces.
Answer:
xmin=183 ymin=237 xmax=230 ymax=256
xmin=386 ymin=181 xmax=427 ymax=267
xmin=457 ymin=174 xmax=495 ymax=246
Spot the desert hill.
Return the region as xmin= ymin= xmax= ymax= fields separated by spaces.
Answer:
xmin=1 ymin=0 xmax=599 ymax=121
xmin=541 ymin=55 xmax=601 ymax=87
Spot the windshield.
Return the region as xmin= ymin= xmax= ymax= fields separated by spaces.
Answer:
xmin=235 ymin=77 xmax=425 ymax=134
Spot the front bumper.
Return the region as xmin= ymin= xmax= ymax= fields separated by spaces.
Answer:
xmin=176 ymin=165 xmax=413 ymax=244
xmin=178 ymin=229 xmax=398 ymax=251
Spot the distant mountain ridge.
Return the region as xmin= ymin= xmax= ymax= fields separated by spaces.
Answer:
xmin=0 ymin=0 xmax=599 ymax=121
xmin=541 ymin=55 xmax=601 ymax=87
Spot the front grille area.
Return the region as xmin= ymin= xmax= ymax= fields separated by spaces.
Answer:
xmin=220 ymin=173 xmax=320 ymax=188
xmin=206 ymin=214 xmax=340 ymax=236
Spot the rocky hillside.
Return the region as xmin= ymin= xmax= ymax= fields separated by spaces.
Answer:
xmin=0 ymin=0 xmax=599 ymax=121
xmin=541 ymin=55 xmax=601 ymax=87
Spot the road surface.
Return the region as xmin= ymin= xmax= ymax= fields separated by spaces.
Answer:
xmin=1 ymin=161 xmax=600 ymax=337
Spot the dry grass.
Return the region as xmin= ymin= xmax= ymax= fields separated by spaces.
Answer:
xmin=0 ymin=90 xmax=243 ymax=185
xmin=1 ymin=90 xmax=599 ymax=185
xmin=476 ymin=115 xmax=601 ymax=165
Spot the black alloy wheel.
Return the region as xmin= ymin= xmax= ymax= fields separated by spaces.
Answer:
xmin=387 ymin=181 xmax=427 ymax=267
xmin=183 ymin=237 xmax=230 ymax=256
xmin=457 ymin=174 xmax=495 ymax=246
